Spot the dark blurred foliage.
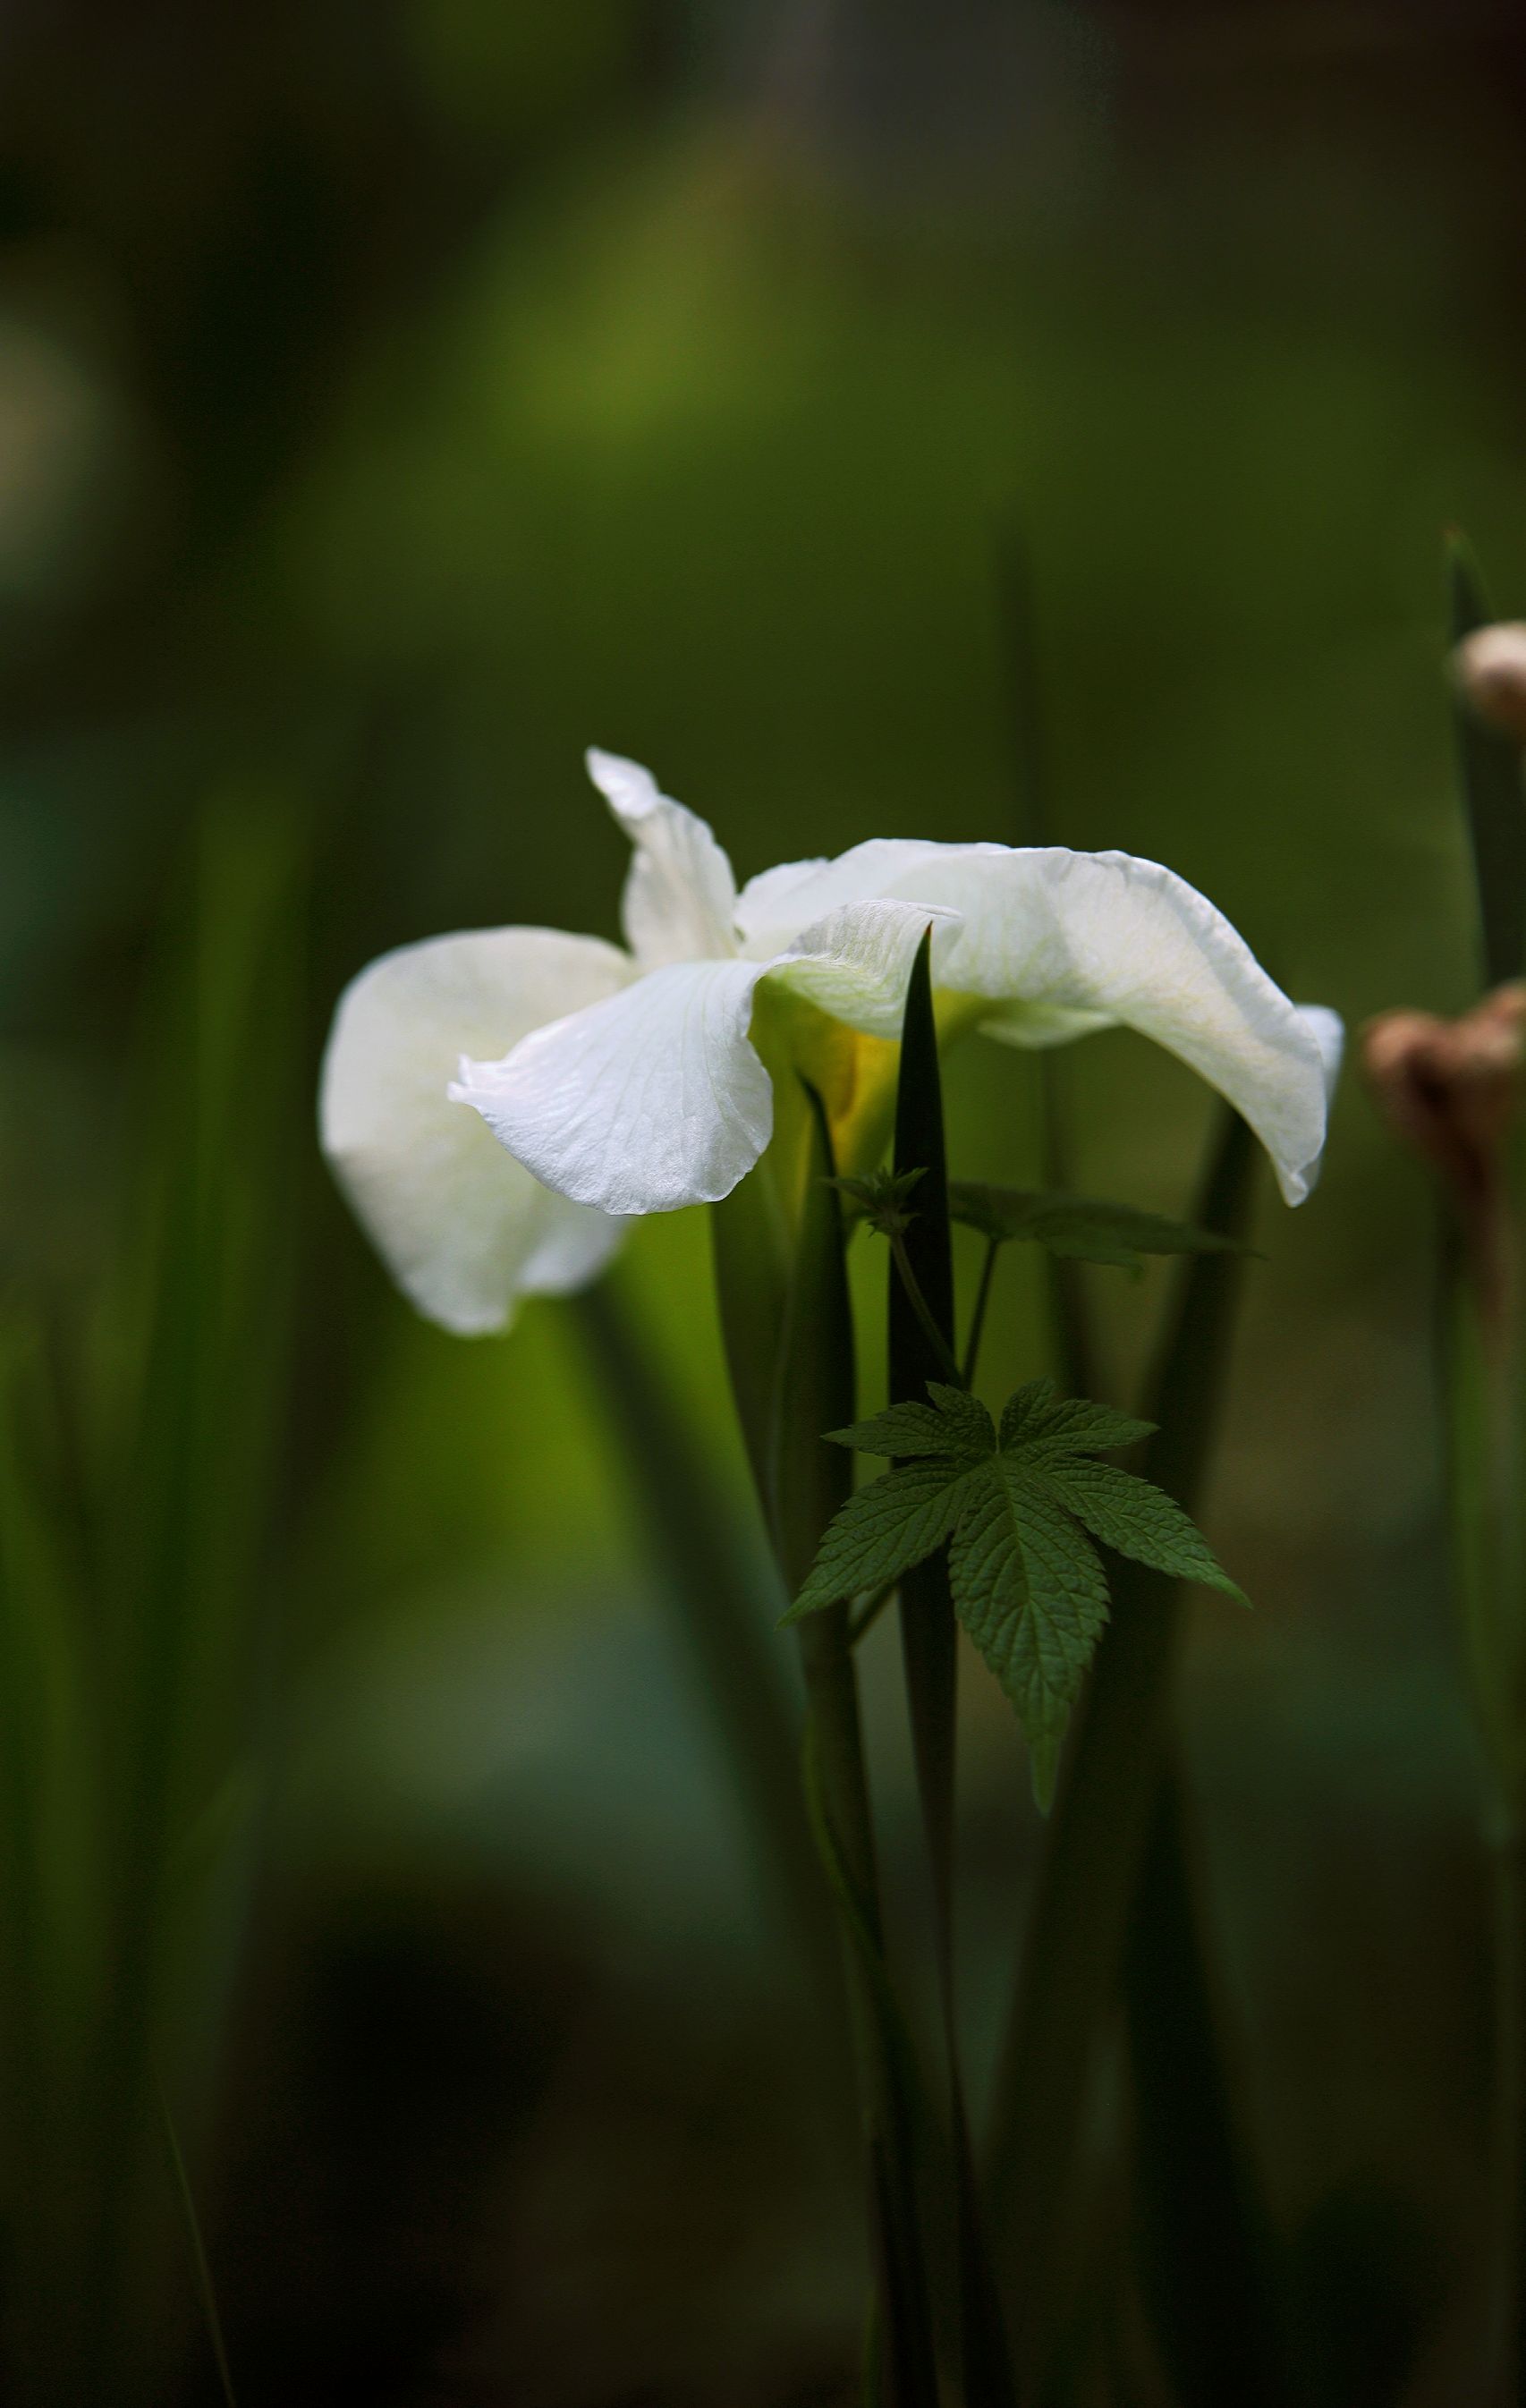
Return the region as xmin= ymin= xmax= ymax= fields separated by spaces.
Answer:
xmin=4 ymin=3 xmax=1526 ymax=2400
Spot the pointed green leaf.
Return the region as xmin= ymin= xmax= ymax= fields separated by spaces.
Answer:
xmin=784 ymin=1458 xmax=978 ymax=1623
xmin=830 ymin=1387 xmax=994 ymax=1462
xmin=998 ymin=1378 xmax=1155 ymax=1457
xmin=1036 ymin=1459 xmax=1249 ymax=1605
xmin=948 ymin=1465 xmax=1111 ymax=1809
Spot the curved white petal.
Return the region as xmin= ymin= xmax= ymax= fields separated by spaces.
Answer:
xmin=872 ymin=844 xmax=1333 ymax=1205
xmin=747 ymin=835 xmax=1334 ymax=1204
xmin=733 ymin=839 xmax=943 ymax=959
xmin=454 ymin=958 xmax=772 ymax=1215
xmin=1297 ymin=1003 xmax=1345 ymax=1100
xmin=1280 ymin=1002 xmax=1344 ymax=1200
xmin=586 ymin=748 xmax=738 ymax=969
xmin=766 ymin=897 xmax=962 ymax=1037
xmin=320 ymin=928 xmax=633 ymax=1335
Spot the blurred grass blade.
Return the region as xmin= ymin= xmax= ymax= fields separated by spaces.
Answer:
xmin=82 ymin=792 xmax=308 ymax=2404
xmin=985 ymin=1107 xmax=1268 ymax=2399
xmin=1448 ymin=530 xmax=1526 ymax=988
xmin=157 ymin=2084 xmax=238 ymax=2408
xmin=567 ymin=1278 xmax=842 ymax=2039
xmin=889 ymin=932 xmax=1018 ymax=2405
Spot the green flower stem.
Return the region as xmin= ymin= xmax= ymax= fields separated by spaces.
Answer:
xmin=1122 ymin=1756 xmax=1287 ymax=2408
xmin=714 ymin=1096 xmax=940 ymax=2405
xmin=961 ymin=1237 xmax=1001 ymax=1390
xmin=1440 ymin=1232 xmax=1526 ymax=2404
xmin=886 ymin=1232 xmax=964 ymax=1391
xmin=1445 ymin=533 xmax=1526 ymax=2404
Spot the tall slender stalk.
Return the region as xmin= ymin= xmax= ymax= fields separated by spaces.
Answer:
xmin=889 ymin=931 xmax=1018 ymax=2404
xmin=1122 ymin=1754 xmax=1286 ymax=2408
xmin=986 ymin=1108 xmax=1276 ymax=2402
xmin=1490 ymin=1830 xmax=1526 ymax=2405
xmin=713 ymin=1089 xmax=940 ymax=2405
xmin=1440 ymin=530 xmax=1526 ymax=2403
xmin=1440 ymin=1243 xmax=1526 ymax=2405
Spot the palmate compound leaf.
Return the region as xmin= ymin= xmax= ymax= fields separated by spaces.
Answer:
xmin=950 ymin=1182 xmax=1246 ymax=1276
xmin=787 ymin=1377 xmax=1245 ymax=1802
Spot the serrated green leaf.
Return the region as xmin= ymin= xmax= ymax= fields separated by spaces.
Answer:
xmin=951 ymin=1182 xmax=1243 ymax=1274
xmin=829 ymin=1387 xmax=994 ymax=1462
xmin=949 ymin=1466 xmax=1111 ymax=1810
xmin=830 ymin=1165 xmax=926 ymax=1235
xmin=998 ymin=1378 xmax=1155 ymax=1457
xmin=796 ymin=1363 xmax=1231 ymax=1806
xmin=784 ymin=1457 xmax=978 ymax=1622
xmin=1036 ymin=1458 xmax=1249 ymax=1605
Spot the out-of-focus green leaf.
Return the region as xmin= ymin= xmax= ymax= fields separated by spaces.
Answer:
xmin=569 ymin=1278 xmax=838 ymax=2027
xmin=951 ymin=1181 xmax=1244 ymax=1275
xmin=79 ymin=793 xmax=308 ymax=2406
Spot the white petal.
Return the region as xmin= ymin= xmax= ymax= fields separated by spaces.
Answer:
xmin=1279 ymin=1003 xmax=1344 ymax=1201
xmin=733 ymin=839 xmax=944 ymax=959
xmin=766 ymin=897 xmax=962 ymax=1037
xmin=585 ymin=748 xmax=739 ymax=968
xmin=1297 ymin=1003 xmax=1345 ymax=1100
xmin=320 ymin=928 xmax=633 ymax=1335
xmin=874 ymin=844 xmax=1333 ymax=1206
xmin=453 ymin=959 xmax=772 ymax=1215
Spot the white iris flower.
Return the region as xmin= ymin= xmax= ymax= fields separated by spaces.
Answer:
xmin=320 ymin=750 xmax=1342 ymax=1335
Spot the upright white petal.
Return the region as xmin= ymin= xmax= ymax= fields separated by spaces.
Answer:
xmin=586 ymin=748 xmax=739 ymax=968
xmin=320 ymin=928 xmax=633 ymax=1335
xmin=454 ymin=958 xmax=772 ymax=1215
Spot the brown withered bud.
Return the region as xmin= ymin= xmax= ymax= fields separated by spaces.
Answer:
xmin=1454 ymin=623 xmax=1526 ymax=746
xmin=1362 ymin=984 xmax=1526 ymax=1322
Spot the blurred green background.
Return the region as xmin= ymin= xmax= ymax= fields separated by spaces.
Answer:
xmin=3 ymin=2 xmax=1524 ymax=2400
